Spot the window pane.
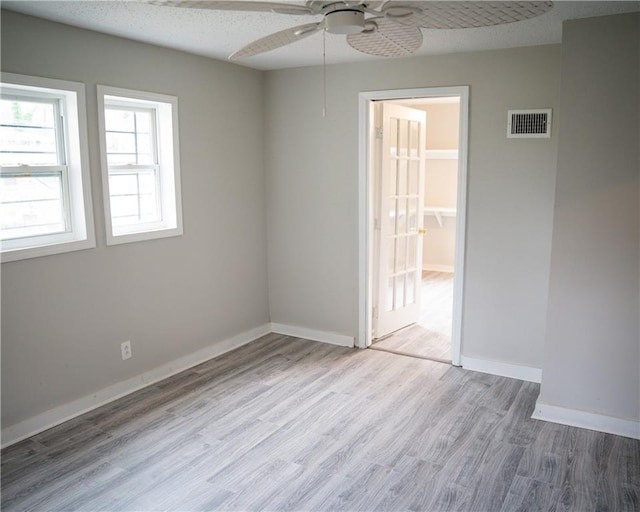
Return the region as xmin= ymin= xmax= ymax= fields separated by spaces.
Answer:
xmin=399 ymin=119 xmax=409 ymax=157
xmin=388 ymin=237 xmax=396 ymax=275
xmin=106 ymin=131 xmax=136 ymax=156
xmin=139 ymin=196 xmax=159 ymax=220
xmin=108 ymin=173 xmax=138 ymax=196
xmin=398 ymin=159 xmax=408 ymax=196
xmin=397 ymin=198 xmax=407 ymax=234
xmin=388 ymin=198 xmax=397 ymax=232
xmin=389 ymin=160 xmax=397 ymax=197
xmin=135 ymin=144 xmax=153 ymax=166
xmin=397 ymin=235 xmax=407 ymax=271
xmin=105 ymin=108 xmax=155 ymax=166
xmin=408 ymin=235 xmax=416 ymax=269
xmin=386 ymin=277 xmax=394 ymax=312
xmin=0 ymin=174 xmax=66 ymax=239
xmin=410 ymin=120 xmax=420 ymax=157
xmin=408 ymin=198 xmax=418 ymax=232
xmin=408 ymin=160 xmax=419 ymax=194
xmin=0 ymin=99 xmax=59 ymax=166
xmin=389 ymin=118 xmax=398 ymax=157
xmin=111 ymin=215 xmax=141 ymax=227
xmin=107 ymin=153 xmax=137 ymax=166
xmin=105 ymin=109 xmax=134 ymax=132
xmin=110 ymin=195 xmax=139 ymax=220
xmin=395 ymin=275 xmax=405 ymax=309
xmin=406 ymin=271 xmax=416 ymax=305
xmin=108 ymin=168 xmax=160 ymax=227
xmin=137 ymin=171 xmax=156 ymax=196
xmin=134 ymin=111 xmax=152 ymax=134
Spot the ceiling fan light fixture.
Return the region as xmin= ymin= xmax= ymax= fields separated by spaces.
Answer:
xmin=324 ymin=9 xmax=365 ymax=35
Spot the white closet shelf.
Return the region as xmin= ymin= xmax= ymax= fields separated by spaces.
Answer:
xmin=425 ymin=149 xmax=458 ymax=160
xmin=424 ymin=206 xmax=457 ymax=228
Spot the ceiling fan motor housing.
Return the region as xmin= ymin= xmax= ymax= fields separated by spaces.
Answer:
xmin=325 ymin=9 xmax=365 ymax=34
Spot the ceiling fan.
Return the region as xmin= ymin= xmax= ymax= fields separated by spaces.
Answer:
xmin=149 ymin=1 xmax=554 ymax=60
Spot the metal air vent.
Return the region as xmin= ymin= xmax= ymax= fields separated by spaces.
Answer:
xmin=507 ymin=109 xmax=552 ymax=138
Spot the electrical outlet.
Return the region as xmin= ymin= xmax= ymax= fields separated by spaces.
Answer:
xmin=121 ymin=340 xmax=132 ymax=360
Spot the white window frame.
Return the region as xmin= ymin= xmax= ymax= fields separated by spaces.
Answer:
xmin=97 ymin=85 xmax=183 ymax=245
xmin=0 ymin=73 xmax=96 ymax=263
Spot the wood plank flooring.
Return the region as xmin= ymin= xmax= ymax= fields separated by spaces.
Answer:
xmin=2 ymin=333 xmax=639 ymax=511
xmin=374 ymin=271 xmax=453 ymax=361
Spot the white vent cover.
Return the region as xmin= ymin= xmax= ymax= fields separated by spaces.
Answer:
xmin=507 ymin=109 xmax=552 ymax=138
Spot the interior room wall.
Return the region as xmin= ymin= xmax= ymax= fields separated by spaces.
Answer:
xmin=415 ymin=102 xmax=459 ymax=272
xmin=265 ymin=45 xmax=561 ymax=369
xmin=537 ymin=13 xmax=640 ymax=427
xmin=420 ymin=103 xmax=460 ymax=150
xmin=1 ymin=11 xmax=270 ymax=431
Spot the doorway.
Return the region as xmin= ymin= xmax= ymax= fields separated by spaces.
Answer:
xmin=357 ymin=87 xmax=468 ymax=366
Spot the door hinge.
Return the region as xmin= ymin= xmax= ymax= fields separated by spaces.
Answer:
xmin=373 ymin=306 xmax=378 ymax=319
xmin=374 ymin=218 xmax=381 ymax=230
xmin=375 ymin=127 xmax=383 ymax=139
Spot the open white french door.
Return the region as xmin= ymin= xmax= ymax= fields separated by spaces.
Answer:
xmin=373 ymin=103 xmax=427 ymax=339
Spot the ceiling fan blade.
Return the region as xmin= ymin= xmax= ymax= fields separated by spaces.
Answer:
xmin=347 ymin=18 xmax=422 ymax=57
xmin=229 ymin=22 xmax=323 ymax=59
xmin=148 ymin=1 xmax=314 ymax=16
xmin=381 ymin=1 xmax=553 ymax=29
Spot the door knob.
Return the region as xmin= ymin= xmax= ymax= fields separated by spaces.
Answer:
xmin=418 ymin=228 xmax=427 ymax=235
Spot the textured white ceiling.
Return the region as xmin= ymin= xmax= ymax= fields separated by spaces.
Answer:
xmin=3 ymin=1 xmax=639 ymax=70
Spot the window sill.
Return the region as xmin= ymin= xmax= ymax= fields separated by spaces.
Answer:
xmin=1 ymin=237 xmax=96 ymax=263
xmin=105 ymin=225 xmax=183 ymax=246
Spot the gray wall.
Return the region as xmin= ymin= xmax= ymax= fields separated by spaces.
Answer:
xmin=264 ymin=45 xmax=561 ymax=368
xmin=539 ymin=14 xmax=640 ymax=422
xmin=1 ymin=11 xmax=270 ymax=428
xmin=10 ymin=9 xmax=633 ymax=433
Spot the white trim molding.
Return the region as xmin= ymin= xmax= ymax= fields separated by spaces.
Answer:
xmin=461 ymin=356 xmax=542 ymax=383
xmin=270 ymin=323 xmax=354 ymax=348
xmin=358 ymin=85 xmax=469 ymax=370
xmin=533 ymin=400 xmax=640 ymax=440
xmin=1 ymin=323 xmax=356 ymax=448
xmin=423 ymin=264 xmax=454 ymax=273
xmin=1 ymin=324 xmax=271 ymax=448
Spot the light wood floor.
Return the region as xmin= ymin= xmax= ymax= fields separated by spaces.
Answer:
xmin=2 ymin=334 xmax=638 ymax=511
xmin=374 ymin=271 xmax=453 ymax=361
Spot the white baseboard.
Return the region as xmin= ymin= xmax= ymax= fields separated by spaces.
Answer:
xmin=422 ymin=264 xmax=454 ymax=273
xmin=270 ymin=323 xmax=354 ymax=348
xmin=1 ymin=323 xmax=271 ymax=448
xmin=461 ymin=356 xmax=542 ymax=383
xmin=532 ymin=400 xmax=640 ymax=440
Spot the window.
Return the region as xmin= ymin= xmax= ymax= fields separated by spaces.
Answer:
xmin=0 ymin=73 xmax=95 ymax=262
xmin=97 ymin=86 xmax=182 ymax=245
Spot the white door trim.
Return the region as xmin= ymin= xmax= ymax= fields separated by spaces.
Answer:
xmin=358 ymin=86 xmax=469 ymax=367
